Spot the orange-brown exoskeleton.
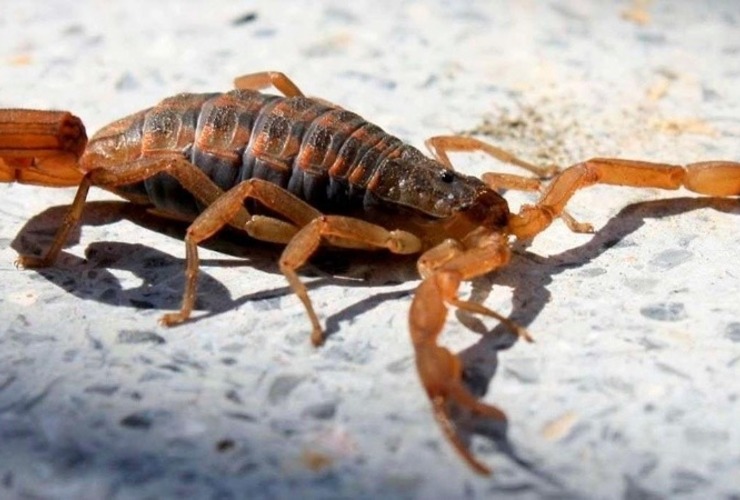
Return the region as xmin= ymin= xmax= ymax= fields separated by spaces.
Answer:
xmin=1 ymin=71 xmax=739 ymax=474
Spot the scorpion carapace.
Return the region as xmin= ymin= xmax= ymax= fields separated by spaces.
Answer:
xmin=1 ymin=71 xmax=739 ymax=474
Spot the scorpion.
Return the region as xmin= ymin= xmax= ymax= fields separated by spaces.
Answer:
xmin=1 ymin=71 xmax=739 ymax=474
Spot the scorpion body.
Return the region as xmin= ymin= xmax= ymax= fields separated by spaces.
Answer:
xmin=86 ymin=89 xmax=507 ymax=245
xmin=1 ymin=71 xmax=739 ymax=474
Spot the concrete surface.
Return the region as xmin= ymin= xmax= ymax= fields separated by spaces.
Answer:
xmin=0 ymin=1 xmax=739 ymax=499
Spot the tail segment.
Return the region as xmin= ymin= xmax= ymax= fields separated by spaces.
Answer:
xmin=0 ymin=109 xmax=86 ymax=186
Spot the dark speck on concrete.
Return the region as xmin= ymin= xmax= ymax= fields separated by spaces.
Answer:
xmin=253 ymin=28 xmax=275 ymax=38
xmin=655 ymin=362 xmax=690 ymax=380
xmin=577 ymin=267 xmax=607 ymax=278
xmin=671 ymin=468 xmax=709 ymax=495
xmin=139 ymin=370 xmax=171 ymax=383
xmin=649 ymin=249 xmax=692 ymax=270
xmin=503 ymin=361 xmax=540 ymax=384
xmin=9 ymin=331 xmax=57 ymax=346
xmin=120 ymin=412 xmax=154 ymax=430
xmin=225 ymin=389 xmax=242 ymax=404
xmin=269 ymin=418 xmax=300 ymax=437
xmin=83 ymin=384 xmax=120 ymax=396
xmin=702 ymin=86 xmax=721 ymax=102
xmin=640 ymin=302 xmax=687 ymax=322
xmin=624 ymin=476 xmax=663 ymax=500
xmin=385 ymin=356 xmax=413 ymax=374
xmin=636 ymin=32 xmax=667 ymax=45
xmin=117 ymin=330 xmax=166 ymax=345
xmin=225 ymin=411 xmax=257 ymax=423
xmin=6 ymin=380 xmax=58 ymax=413
xmin=324 ymin=7 xmax=357 ymax=23
xmin=231 ymin=12 xmax=257 ymax=26
xmin=85 ymin=331 xmax=104 ymax=350
xmin=339 ymin=70 xmax=397 ymax=90
xmin=549 ymin=3 xmax=587 ymax=20
xmin=127 ymin=391 xmax=143 ymax=401
xmin=725 ymin=322 xmax=740 ymax=342
xmin=301 ymin=401 xmax=337 ymax=420
xmin=115 ymin=72 xmax=140 ymax=91
xmin=159 ymin=363 xmax=183 ymax=373
xmin=684 ymin=426 xmax=729 ymax=446
xmin=215 ymin=438 xmax=235 ymax=452
xmin=267 ymin=374 xmax=304 ymax=404
xmin=169 ymin=353 xmax=205 ymax=372
xmin=0 ymin=374 xmax=17 ymax=392
xmin=111 ymin=454 xmax=163 ymax=485
xmin=49 ymin=446 xmax=91 ymax=474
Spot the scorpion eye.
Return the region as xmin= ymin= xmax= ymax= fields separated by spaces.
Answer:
xmin=440 ymin=170 xmax=454 ymax=183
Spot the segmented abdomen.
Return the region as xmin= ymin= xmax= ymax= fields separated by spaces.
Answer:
xmin=84 ymin=90 xmax=409 ymax=217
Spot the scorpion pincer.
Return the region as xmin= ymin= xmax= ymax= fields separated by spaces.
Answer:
xmin=1 ymin=71 xmax=739 ymax=474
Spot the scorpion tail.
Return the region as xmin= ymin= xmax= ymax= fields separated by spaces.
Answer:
xmin=411 ymin=272 xmax=513 ymax=475
xmin=0 ymin=109 xmax=86 ymax=186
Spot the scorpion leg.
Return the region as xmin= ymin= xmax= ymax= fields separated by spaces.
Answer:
xmin=161 ymin=178 xmax=322 ymax=326
xmin=16 ymin=155 xmax=240 ymax=268
xmin=425 ymin=135 xmax=558 ymax=178
xmin=279 ymin=215 xmax=422 ymax=345
xmin=425 ymin=135 xmax=592 ymax=233
xmin=508 ymin=158 xmax=740 ymax=240
xmin=164 ymin=179 xmax=422 ymax=339
xmin=233 ymin=71 xmax=304 ymax=97
xmin=410 ymin=231 xmax=522 ymax=475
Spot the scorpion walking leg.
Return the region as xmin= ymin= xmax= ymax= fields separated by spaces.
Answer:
xmin=17 ymin=155 xmax=240 ymax=268
xmin=280 ymin=216 xmax=422 ymax=345
xmin=509 ymin=158 xmax=740 ymax=240
xmin=411 ymin=231 xmax=523 ymax=475
xmin=161 ymin=178 xmax=323 ymax=326
xmin=233 ymin=71 xmax=304 ymax=97
xmin=164 ymin=180 xmax=422 ymax=340
xmin=425 ymin=135 xmax=558 ymax=178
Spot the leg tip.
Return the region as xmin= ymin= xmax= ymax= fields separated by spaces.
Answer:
xmin=15 ymin=255 xmax=50 ymax=269
xmin=310 ymin=328 xmax=325 ymax=347
xmin=160 ymin=312 xmax=188 ymax=327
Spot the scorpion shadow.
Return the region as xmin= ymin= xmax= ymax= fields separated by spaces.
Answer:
xmin=10 ymin=200 xmax=419 ymax=321
xmin=9 ymin=196 xmax=739 ymax=483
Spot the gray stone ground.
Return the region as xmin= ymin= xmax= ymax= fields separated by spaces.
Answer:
xmin=0 ymin=1 xmax=738 ymax=498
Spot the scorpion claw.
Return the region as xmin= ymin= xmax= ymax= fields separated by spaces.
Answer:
xmin=560 ymin=210 xmax=595 ymax=234
xmin=431 ymin=396 xmax=493 ymax=475
xmin=415 ymin=343 xmax=505 ymax=474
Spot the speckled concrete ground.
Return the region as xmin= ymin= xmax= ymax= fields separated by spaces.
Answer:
xmin=0 ymin=1 xmax=739 ymax=499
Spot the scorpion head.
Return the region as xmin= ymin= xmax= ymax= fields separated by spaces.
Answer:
xmin=369 ymin=152 xmax=509 ymax=239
